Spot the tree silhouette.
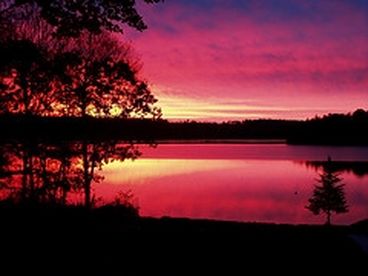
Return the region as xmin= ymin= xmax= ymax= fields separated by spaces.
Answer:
xmin=0 ymin=15 xmax=161 ymax=118
xmin=0 ymin=0 xmax=163 ymax=36
xmin=0 ymin=145 xmax=10 ymax=193
xmin=53 ymin=33 xmax=161 ymax=118
xmin=0 ymin=1 xmax=160 ymax=205
xmin=306 ymin=158 xmax=348 ymax=225
xmin=0 ymin=39 xmax=56 ymax=115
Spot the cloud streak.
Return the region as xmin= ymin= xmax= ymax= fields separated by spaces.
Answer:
xmin=128 ymin=0 xmax=368 ymax=121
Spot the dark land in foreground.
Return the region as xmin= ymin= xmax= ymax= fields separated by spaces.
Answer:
xmin=1 ymin=203 xmax=367 ymax=275
xmin=1 ymin=108 xmax=368 ymax=145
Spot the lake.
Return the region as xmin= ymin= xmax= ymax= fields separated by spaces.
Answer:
xmin=96 ymin=144 xmax=368 ymax=225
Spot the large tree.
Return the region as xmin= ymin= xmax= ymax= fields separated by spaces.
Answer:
xmin=306 ymin=158 xmax=348 ymax=225
xmin=0 ymin=1 xmax=161 ymax=211
xmin=0 ymin=9 xmax=161 ymax=118
xmin=53 ymin=32 xmax=161 ymax=118
xmin=0 ymin=0 xmax=163 ymax=36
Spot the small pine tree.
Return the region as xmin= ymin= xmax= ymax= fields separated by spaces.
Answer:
xmin=306 ymin=158 xmax=348 ymax=225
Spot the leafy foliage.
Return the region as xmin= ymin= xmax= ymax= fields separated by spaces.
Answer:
xmin=1 ymin=0 xmax=163 ymax=36
xmin=0 ymin=18 xmax=161 ymax=118
xmin=0 ymin=40 xmax=55 ymax=115
xmin=54 ymin=38 xmax=161 ymax=118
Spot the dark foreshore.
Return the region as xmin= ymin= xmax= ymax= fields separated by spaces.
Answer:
xmin=1 ymin=203 xmax=367 ymax=275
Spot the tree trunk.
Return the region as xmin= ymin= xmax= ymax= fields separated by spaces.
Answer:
xmin=21 ymin=77 xmax=31 ymax=115
xmin=28 ymin=155 xmax=35 ymax=201
xmin=326 ymin=210 xmax=331 ymax=226
xmin=21 ymin=148 xmax=28 ymax=201
xmin=81 ymin=102 xmax=87 ymax=117
xmin=82 ymin=141 xmax=91 ymax=209
xmin=60 ymin=159 xmax=68 ymax=205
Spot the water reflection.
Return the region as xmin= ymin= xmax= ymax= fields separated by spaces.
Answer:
xmin=100 ymin=144 xmax=368 ymax=224
xmin=1 ymin=143 xmax=368 ymax=224
xmin=303 ymin=161 xmax=368 ymax=178
xmin=0 ymin=141 xmax=140 ymax=207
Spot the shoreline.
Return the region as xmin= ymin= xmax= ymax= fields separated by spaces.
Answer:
xmin=1 ymin=202 xmax=367 ymax=230
xmin=1 ymin=204 xmax=367 ymax=273
xmin=153 ymin=139 xmax=286 ymax=144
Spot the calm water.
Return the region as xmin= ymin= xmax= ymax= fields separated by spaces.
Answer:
xmin=97 ymin=144 xmax=368 ymax=225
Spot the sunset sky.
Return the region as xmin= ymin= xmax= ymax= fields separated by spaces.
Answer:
xmin=128 ymin=0 xmax=368 ymax=121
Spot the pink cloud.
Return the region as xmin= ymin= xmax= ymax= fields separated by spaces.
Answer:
xmin=126 ymin=1 xmax=368 ymax=121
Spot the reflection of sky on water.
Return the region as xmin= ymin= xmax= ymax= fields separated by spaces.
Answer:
xmin=98 ymin=144 xmax=368 ymax=224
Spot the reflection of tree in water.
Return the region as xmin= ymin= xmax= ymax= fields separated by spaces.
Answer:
xmin=78 ymin=141 xmax=141 ymax=208
xmin=303 ymin=161 xmax=368 ymax=178
xmin=0 ymin=145 xmax=11 ymax=189
xmin=0 ymin=141 xmax=140 ymax=208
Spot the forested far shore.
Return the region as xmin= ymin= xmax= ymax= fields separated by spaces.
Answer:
xmin=0 ymin=109 xmax=367 ymax=145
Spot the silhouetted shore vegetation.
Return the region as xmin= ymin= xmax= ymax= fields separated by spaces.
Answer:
xmin=1 ymin=109 xmax=367 ymax=145
xmin=0 ymin=201 xmax=367 ymax=275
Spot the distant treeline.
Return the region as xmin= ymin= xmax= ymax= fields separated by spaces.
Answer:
xmin=287 ymin=109 xmax=368 ymax=145
xmin=0 ymin=109 xmax=367 ymax=145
